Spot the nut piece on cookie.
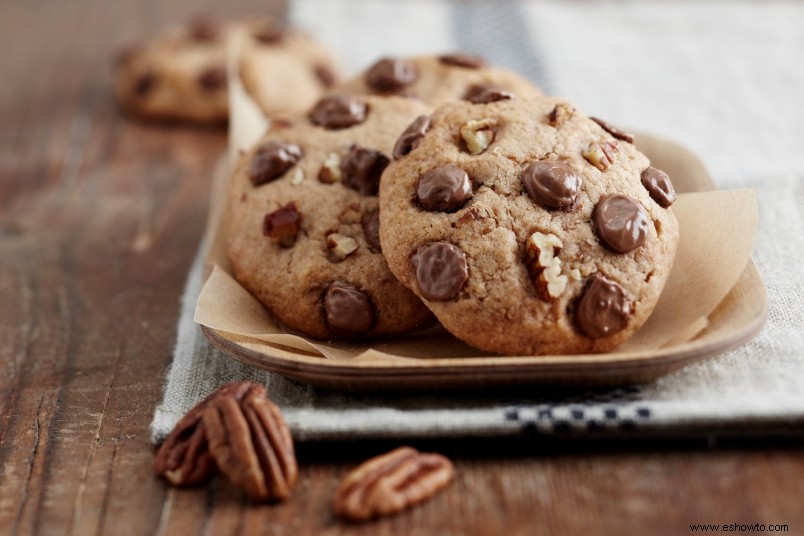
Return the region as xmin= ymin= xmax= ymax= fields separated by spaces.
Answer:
xmin=460 ymin=118 xmax=496 ymax=155
xmin=263 ymin=202 xmax=301 ymax=247
xmin=583 ymin=140 xmax=619 ymax=171
xmin=327 ymin=233 xmax=360 ymax=261
xmin=526 ymin=231 xmax=568 ymax=301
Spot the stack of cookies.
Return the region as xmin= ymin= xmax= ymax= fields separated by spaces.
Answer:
xmin=115 ymin=19 xmax=679 ymax=356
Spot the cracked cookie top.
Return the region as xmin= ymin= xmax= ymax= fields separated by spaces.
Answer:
xmin=379 ymin=97 xmax=680 ymax=355
xmin=226 ymin=94 xmax=434 ymax=340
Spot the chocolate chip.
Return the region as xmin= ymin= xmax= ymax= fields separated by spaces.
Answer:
xmin=314 ymin=64 xmax=336 ymax=88
xmin=393 ymin=115 xmax=431 ymax=159
xmin=413 ymin=242 xmax=468 ymax=301
xmin=134 ymin=72 xmax=157 ymax=97
xmin=365 ymin=58 xmax=417 ymax=92
xmin=249 ymin=141 xmax=303 ymax=186
xmin=189 ymin=18 xmax=219 ymax=42
xmin=416 ymin=165 xmax=473 ymax=212
xmin=521 ymin=161 xmax=581 ymax=210
xmin=439 ymin=53 xmax=487 ymax=69
xmin=324 ymin=281 xmax=375 ymax=335
xmin=576 ymin=274 xmax=631 ymax=338
xmin=198 ymin=66 xmax=227 ymax=91
xmin=464 ymin=84 xmax=514 ymax=104
xmin=309 ymin=94 xmax=367 ymax=129
xmin=591 ymin=117 xmax=634 ymax=144
xmin=361 ymin=210 xmax=381 ymax=253
xmin=340 ymin=146 xmax=389 ymax=196
xmin=263 ymin=202 xmax=301 ymax=247
xmin=594 ymin=195 xmax=649 ymax=253
xmin=641 ymin=166 xmax=677 ymax=208
xmin=254 ymin=21 xmax=285 ymax=43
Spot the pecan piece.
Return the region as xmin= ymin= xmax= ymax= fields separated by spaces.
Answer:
xmin=154 ymin=381 xmax=251 ymax=486
xmin=332 ymin=447 xmax=454 ymax=521
xmin=203 ymin=384 xmax=298 ymax=502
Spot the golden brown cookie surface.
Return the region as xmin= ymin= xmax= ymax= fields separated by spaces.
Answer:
xmin=379 ymin=97 xmax=679 ymax=355
xmin=227 ymin=94 xmax=435 ymax=339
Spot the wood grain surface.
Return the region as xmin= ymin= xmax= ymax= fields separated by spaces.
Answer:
xmin=0 ymin=1 xmax=802 ymax=535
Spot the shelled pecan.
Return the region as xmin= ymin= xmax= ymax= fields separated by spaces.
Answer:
xmin=332 ymin=446 xmax=454 ymax=521
xmin=154 ymin=381 xmax=251 ymax=486
xmin=203 ymin=384 xmax=298 ymax=502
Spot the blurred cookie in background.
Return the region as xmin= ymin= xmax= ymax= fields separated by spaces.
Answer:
xmin=114 ymin=17 xmax=342 ymax=125
xmin=335 ymin=54 xmax=542 ymax=107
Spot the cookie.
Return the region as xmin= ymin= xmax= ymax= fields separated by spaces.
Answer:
xmin=227 ymin=94 xmax=435 ymax=339
xmin=114 ymin=18 xmax=341 ymax=124
xmin=238 ymin=20 xmax=343 ymax=117
xmin=379 ymin=97 xmax=680 ymax=355
xmin=114 ymin=18 xmax=232 ymax=124
xmin=335 ymin=54 xmax=543 ymax=107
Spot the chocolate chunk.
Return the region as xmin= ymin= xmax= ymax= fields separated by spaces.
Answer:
xmin=198 ymin=66 xmax=227 ymax=91
xmin=416 ymin=165 xmax=473 ymax=212
xmin=189 ymin=18 xmax=219 ymax=42
xmin=591 ymin=117 xmax=634 ymax=144
xmin=249 ymin=141 xmax=303 ymax=186
xmin=324 ymin=281 xmax=375 ymax=335
xmin=521 ymin=161 xmax=581 ymax=210
xmin=413 ymin=242 xmax=468 ymax=301
xmin=439 ymin=53 xmax=487 ymax=69
xmin=340 ymin=146 xmax=389 ymax=196
xmin=365 ymin=58 xmax=417 ymax=92
xmin=134 ymin=72 xmax=157 ymax=97
xmin=361 ymin=210 xmax=381 ymax=253
xmin=576 ymin=274 xmax=631 ymax=339
xmin=640 ymin=166 xmax=677 ymax=208
xmin=263 ymin=202 xmax=301 ymax=247
xmin=254 ymin=21 xmax=285 ymax=43
xmin=464 ymin=84 xmax=514 ymax=104
xmin=393 ymin=115 xmax=431 ymax=159
xmin=594 ymin=195 xmax=649 ymax=253
xmin=314 ymin=64 xmax=336 ymax=88
xmin=309 ymin=94 xmax=367 ymax=129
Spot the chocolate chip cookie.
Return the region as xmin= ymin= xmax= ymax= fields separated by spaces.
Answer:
xmin=335 ymin=54 xmax=543 ymax=107
xmin=114 ymin=18 xmax=341 ymax=124
xmin=238 ymin=20 xmax=343 ymax=117
xmin=379 ymin=97 xmax=679 ymax=355
xmin=114 ymin=18 xmax=232 ymax=124
xmin=227 ymin=94 xmax=435 ymax=339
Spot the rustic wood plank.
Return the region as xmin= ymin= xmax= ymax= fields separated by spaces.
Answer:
xmin=0 ymin=1 xmax=802 ymax=536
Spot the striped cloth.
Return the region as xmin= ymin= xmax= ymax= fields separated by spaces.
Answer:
xmin=151 ymin=0 xmax=804 ymax=442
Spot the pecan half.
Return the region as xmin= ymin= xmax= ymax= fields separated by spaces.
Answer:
xmin=203 ymin=384 xmax=297 ymax=502
xmin=332 ymin=447 xmax=454 ymax=521
xmin=154 ymin=381 xmax=251 ymax=486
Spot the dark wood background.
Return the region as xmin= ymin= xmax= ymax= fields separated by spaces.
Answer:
xmin=1 ymin=0 xmax=802 ymax=534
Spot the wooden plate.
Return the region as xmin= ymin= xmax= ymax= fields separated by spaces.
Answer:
xmin=203 ymin=134 xmax=768 ymax=392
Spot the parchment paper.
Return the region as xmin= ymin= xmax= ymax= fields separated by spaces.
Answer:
xmin=198 ymin=54 xmax=759 ymax=361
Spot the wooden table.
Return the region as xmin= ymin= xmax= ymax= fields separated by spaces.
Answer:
xmin=1 ymin=1 xmax=802 ymax=534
